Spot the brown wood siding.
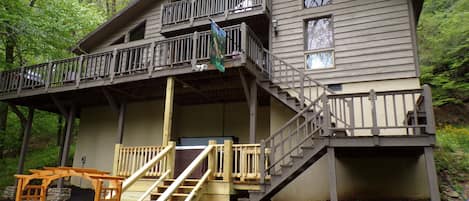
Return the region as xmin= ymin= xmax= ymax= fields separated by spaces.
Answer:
xmin=90 ymin=1 xmax=165 ymax=53
xmin=271 ymin=0 xmax=418 ymax=85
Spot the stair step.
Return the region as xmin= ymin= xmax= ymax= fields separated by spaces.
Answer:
xmin=300 ymin=146 xmax=315 ymax=150
xmin=280 ymin=164 xmax=292 ymax=168
xmin=151 ymin=192 xmax=189 ymax=197
xmin=159 ymin=185 xmax=195 ymax=189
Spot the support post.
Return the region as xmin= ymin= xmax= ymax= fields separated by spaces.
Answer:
xmin=45 ymin=62 xmax=53 ymax=91
xmin=327 ymin=147 xmax=338 ymax=201
xmin=17 ymin=107 xmax=34 ymax=175
xmin=369 ymin=89 xmax=380 ymax=136
xmin=112 ymin=144 xmax=123 ymax=176
xmin=60 ymin=105 xmax=76 ymax=167
xmin=207 ymin=140 xmax=217 ymax=180
xmin=148 ymin=42 xmax=156 ymax=76
xmin=191 ymin=31 xmax=198 ymax=70
xmin=322 ymin=95 xmax=331 ymax=136
xmin=223 ymin=140 xmax=233 ymax=182
xmin=17 ymin=67 xmax=25 ymax=95
xmin=424 ymin=147 xmax=441 ymax=201
xmin=162 ymin=77 xmax=175 ymax=146
xmin=240 ymin=22 xmax=248 ymax=64
xmin=116 ymin=102 xmax=126 ymax=144
xmin=166 ymin=141 xmax=176 ymax=178
xmin=423 ymin=85 xmax=436 ymax=134
xmin=249 ymin=79 xmax=257 ymax=144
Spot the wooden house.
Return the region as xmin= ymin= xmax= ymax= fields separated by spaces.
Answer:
xmin=0 ymin=0 xmax=440 ymax=200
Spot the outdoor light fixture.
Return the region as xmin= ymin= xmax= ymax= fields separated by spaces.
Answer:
xmin=272 ymin=19 xmax=278 ymax=35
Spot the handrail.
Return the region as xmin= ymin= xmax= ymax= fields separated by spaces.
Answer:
xmin=137 ymin=170 xmax=171 ymax=201
xmin=156 ymin=145 xmax=214 ymax=201
xmin=122 ymin=142 xmax=175 ymax=192
xmin=184 ymin=169 xmax=211 ymax=201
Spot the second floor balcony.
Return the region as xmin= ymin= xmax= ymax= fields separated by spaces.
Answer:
xmin=0 ymin=23 xmax=265 ymax=102
xmin=160 ymin=0 xmax=271 ymax=35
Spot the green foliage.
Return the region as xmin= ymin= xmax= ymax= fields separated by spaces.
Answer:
xmin=434 ymin=125 xmax=469 ymax=199
xmin=418 ymin=0 xmax=469 ymax=106
xmin=0 ymin=0 xmax=105 ymax=69
xmin=0 ymin=145 xmax=75 ymax=190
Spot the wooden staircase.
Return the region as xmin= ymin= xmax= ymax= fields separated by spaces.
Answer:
xmin=247 ymin=49 xmax=350 ymax=201
xmin=151 ymin=179 xmax=202 ymax=201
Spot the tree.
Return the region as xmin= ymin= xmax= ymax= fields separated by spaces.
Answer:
xmin=418 ymin=0 xmax=469 ymax=106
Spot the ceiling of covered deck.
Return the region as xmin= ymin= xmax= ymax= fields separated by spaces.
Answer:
xmin=5 ymin=68 xmax=271 ymax=117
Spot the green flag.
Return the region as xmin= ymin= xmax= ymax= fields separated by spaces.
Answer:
xmin=210 ymin=20 xmax=226 ymax=72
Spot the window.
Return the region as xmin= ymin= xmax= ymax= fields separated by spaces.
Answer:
xmin=305 ymin=17 xmax=334 ymax=70
xmin=111 ymin=36 xmax=125 ymax=45
xmin=304 ymin=0 xmax=331 ymax=8
xmin=129 ymin=21 xmax=146 ymax=42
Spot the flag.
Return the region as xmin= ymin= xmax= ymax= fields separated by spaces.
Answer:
xmin=210 ymin=20 xmax=226 ymax=73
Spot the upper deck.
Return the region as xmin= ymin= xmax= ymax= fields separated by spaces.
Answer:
xmin=160 ymin=0 xmax=271 ymax=36
xmin=0 ymin=23 xmax=265 ymax=111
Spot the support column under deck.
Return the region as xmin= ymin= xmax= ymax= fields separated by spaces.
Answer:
xmin=17 ymin=107 xmax=34 ymax=175
xmin=424 ymin=147 xmax=441 ymax=201
xmin=162 ymin=77 xmax=175 ymax=146
xmin=60 ymin=105 xmax=76 ymax=167
xmin=328 ymin=147 xmax=338 ymax=201
xmin=116 ymin=102 xmax=127 ymax=144
xmin=249 ymin=79 xmax=257 ymax=144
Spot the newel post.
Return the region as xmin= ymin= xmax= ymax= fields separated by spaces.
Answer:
xmin=322 ymin=94 xmax=331 ymax=136
xmin=423 ymin=85 xmax=436 ymax=134
xmin=223 ymin=140 xmax=233 ymax=182
xmin=240 ymin=22 xmax=248 ymax=64
xmin=207 ymin=140 xmax=217 ymax=180
xmin=369 ymin=89 xmax=380 ymax=136
xmin=166 ymin=141 xmax=176 ymax=178
xmin=299 ymin=73 xmax=305 ymax=109
xmin=148 ymin=42 xmax=156 ymax=76
xmin=259 ymin=140 xmax=266 ymax=184
xmin=112 ymin=144 xmax=123 ymax=176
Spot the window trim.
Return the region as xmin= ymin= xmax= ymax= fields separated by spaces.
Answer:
xmin=128 ymin=20 xmax=147 ymax=42
xmin=303 ymin=16 xmax=336 ymax=71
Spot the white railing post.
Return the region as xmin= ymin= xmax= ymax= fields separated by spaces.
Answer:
xmin=191 ymin=31 xmax=198 ymax=70
xmin=322 ymin=94 xmax=331 ymax=136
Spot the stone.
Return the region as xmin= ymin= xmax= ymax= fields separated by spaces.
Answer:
xmin=46 ymin=188 xmax=71 ymax=201
xmin=2 ymin=186 xmax=17 ymax=200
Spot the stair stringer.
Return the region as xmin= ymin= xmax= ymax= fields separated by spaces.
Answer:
xmin=250 ymin=139 xmax=328 ymax=201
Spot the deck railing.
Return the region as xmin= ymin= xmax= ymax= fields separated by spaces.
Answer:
xmin=161 ymin=0 xmax=269 ymax=27
xmin=113 ymin=144 xmax=169 ymax=177
xmin=0 ymin=23 xmax=260 ymax=97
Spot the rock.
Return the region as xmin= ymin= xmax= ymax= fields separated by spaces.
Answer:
xmin=445 ymin=189 xmax=460 ymax=198
xmin=47 ymin=188 xmax=71 ymax=201
xmin=2 ymin=186 xmax=16 ymax=200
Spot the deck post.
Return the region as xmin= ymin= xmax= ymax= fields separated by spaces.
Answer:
xmin=166 ymin=141 xmax=176 ymax=178
xmin=423 ymin=85 xmax=436 ymax=134
xmin=76 ymin=55 xmax=84 ymax=87
xmin=17 ymin=107 xmax=35 ymax=175
xmin=45 ymin=62 xmax=53 ymax=91
xmin=110 ymin=48 xmax=117 ymax=82
xmin=327 ymin=147 xmax=338 ymax=201
xmin=148 ymin=42 xmax=156 ymax=76
xmin=162 ymin=77 xmax=175 ymax=146
xmin=369 ymin=89 xmax=380 ymax=136
xmin=249 ymin=79 xmax=257 ymax=144
xmin=424 ymin=147 xmax=441 ymax=201
xmin=223 ymin=140 xmax=233 ymax=182
xmin=112 ymin=144 xmax=122 ymax=176
xmin=191 ymin=31 xmax=198 ymax=70
xmin=116 ymin=102 xmax=127 ymax=144
xmin=17 ymin=67 xmax=25 ymax=95
xmin=208 ymin=140 xmax=217 ymax=180
xmin=322 ymin=95 xmax=331 ymax=136
xmin=240 ymin=22 xmax=248 ymax=64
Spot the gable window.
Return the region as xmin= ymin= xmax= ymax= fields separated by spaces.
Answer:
xmin=129 ymin=21 xmax=146 ymax=42
xmin=304 ymin=0 xmax=331 ymax=8
xmin=111 ymin=35 xmax=125 ymax=45
xmin=305 ymin=17 xmax=334 ymax=70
